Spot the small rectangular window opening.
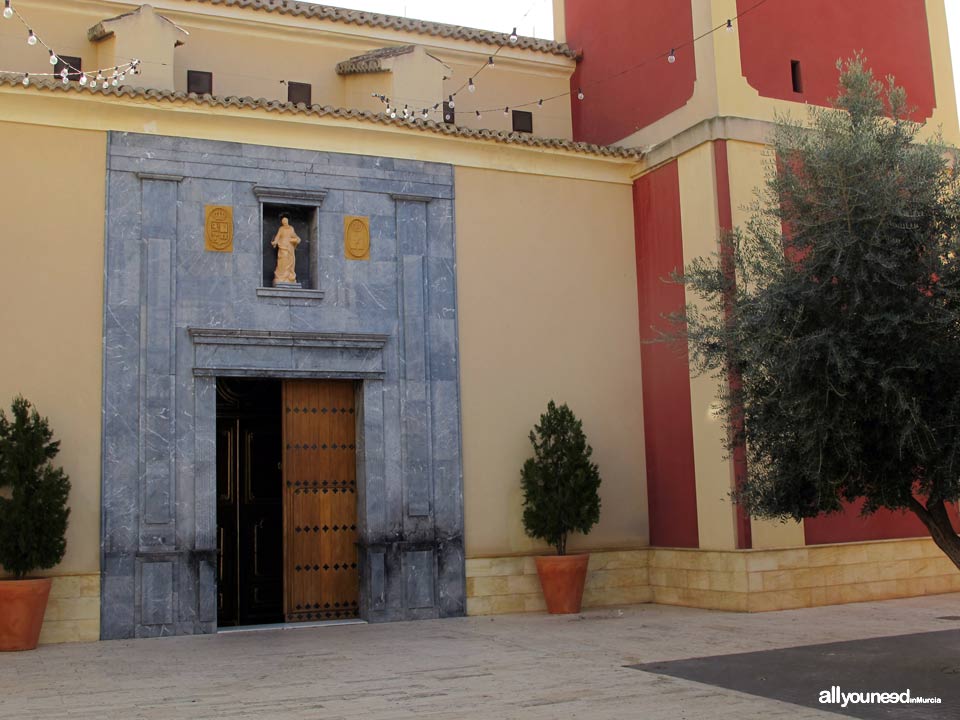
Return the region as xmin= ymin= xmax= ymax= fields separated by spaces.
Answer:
xmin=512 ymin=110 xmax=533 ymax=134
xmin=791 ymin=60 xmax=803 ymax=94
xmin=287 ymin=81 xmax=312 ymax=106
xmin=54 ymin=55 xmax=82 ymax=82
xmin=187 ymin=70 xmax=214 ymax=95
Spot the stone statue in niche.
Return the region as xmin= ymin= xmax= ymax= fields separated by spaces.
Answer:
xmin=271 ymin=214 xmax=301 ymax=287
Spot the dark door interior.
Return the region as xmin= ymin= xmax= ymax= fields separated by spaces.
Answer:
xmin=216 ymin=378 xmax=284 ymax=627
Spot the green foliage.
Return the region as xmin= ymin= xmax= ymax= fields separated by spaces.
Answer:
xmin=676 ymin=56 xmax=960 ymax=543
xmin=521 ymin=401 xmax=601 ymax=555
xmin=0 ymin=397 xmax=71 ymax=579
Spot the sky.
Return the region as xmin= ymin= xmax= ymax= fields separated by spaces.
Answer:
xmin=320 ymin=0 xmax=960 ymax=120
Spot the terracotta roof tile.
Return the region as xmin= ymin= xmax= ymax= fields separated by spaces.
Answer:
xmin=0 ymin=76 xmax=641 ymax=160
xmin=181 ymin=0 xmax=576 ymax=57
xmin=336 ymin=45 xmax=415 ymax=75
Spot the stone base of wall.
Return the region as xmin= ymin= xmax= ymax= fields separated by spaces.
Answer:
xmin=466 ymin=538 xmax=960 ymax=616
xmin=38 ymin=573 xmax=100 ymax=645
xmin=466 ymin=551 xmax=651 ymax=615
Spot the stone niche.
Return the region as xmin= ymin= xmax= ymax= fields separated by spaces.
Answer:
xmin=254 ymin=187 xmax=325 ymax=292
xmin=101 ymin=132 xmax=463 ymax=639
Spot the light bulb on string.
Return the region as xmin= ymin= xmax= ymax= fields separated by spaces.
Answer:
xmin=390 ymin=110 xmax=397 ymax=119
xmin=488 ymin=56 xmax=495 ymax=67
xmin=509 ymin=27 xmax=518 ymax=44
xmin=27 ymin=28 xmax=36 ymax=45
xmin=537 ymin=99 xmax=543 ymax=107
xmin=3 ymin=1 xmax=12 ymax=20
xmin=422 ymin=109 xmax=429 ymax=119
xmin=79 ymin=73 xmax=87 ymax=86
xmin=475 ymin=110 xmax=481 ymax=118
xmin=21 ymin=73 xmax=28 ymax=86
xmin=468 ymin=77 xmax=475 ymax=93
xmin=62 ymin=75 xmax=69 ymax=85
xmin=503 ymin=106 xmax=509 ymax=116
xmin=49 ymin=50 xmax=58 ymax=65
xmin=668 ymin=48 xmax=676 ymax=64
xmin=577 ymin=87 xmax=584 ymax=101
xmin=726 ymin=19 xmax=733 ymax=32
xmin=448 ymin=94 xmax=455 ymax=109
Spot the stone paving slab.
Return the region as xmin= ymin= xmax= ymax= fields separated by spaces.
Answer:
xmin=3 ymin=594 xmax=960 ymax=719
xmin=630 ymin=628 xmax=960 ymax=719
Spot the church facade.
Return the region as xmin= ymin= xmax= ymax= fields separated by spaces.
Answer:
xmin=0 ymin=0 xmax=957 ymax=644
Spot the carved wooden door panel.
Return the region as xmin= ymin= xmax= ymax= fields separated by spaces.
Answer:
xmin=282 ymin=380 xmax=360 ymax=622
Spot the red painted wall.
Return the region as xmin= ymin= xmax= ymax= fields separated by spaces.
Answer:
xmin=736 ymin=0 xmax=936 ymax=121
xmin=805 ymin=500 xmax=960 ymax=545
xmin=634 ymin=161 xmax=699 ymax=548
xmin=565 ymin=0 xmax=696 ymax=146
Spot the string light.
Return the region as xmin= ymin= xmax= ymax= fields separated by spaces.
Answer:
xmin=448 ymin=94 xmax=455 ymax=108
xmin=509 ymin=27 xmax=518 ymax=44
xmin=3 ymin=1 xmax=140 ymax=88
xmin=368 ymin=0 xmax=768 ymax=123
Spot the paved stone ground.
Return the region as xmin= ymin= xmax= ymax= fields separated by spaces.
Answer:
xmin=3 ymin=594 xmax=960 ymax=720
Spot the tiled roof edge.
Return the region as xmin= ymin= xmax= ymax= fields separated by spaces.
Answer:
xmin=180 ymin=0 xmax=577 ymax=58
xmin=0 ymin=76 xmax=642 ymax=160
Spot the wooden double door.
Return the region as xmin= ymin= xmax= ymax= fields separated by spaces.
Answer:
xmin=216 ymin=378 xmax=359 ymax=627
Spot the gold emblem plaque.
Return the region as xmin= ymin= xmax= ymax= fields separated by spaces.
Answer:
xmin=204 ymin=205 xmax=234 ymax=252
xmin=344 ymin=216 xmax=370 ymax=261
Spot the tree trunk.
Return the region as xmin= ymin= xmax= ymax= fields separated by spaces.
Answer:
xmin=908 ymin=497 xmax=960 ymax=571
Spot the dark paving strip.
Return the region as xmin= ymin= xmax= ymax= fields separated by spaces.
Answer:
xmin=627 ymin=629 xmax=960 ymax=720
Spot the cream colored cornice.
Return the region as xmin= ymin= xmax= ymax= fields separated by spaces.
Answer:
xmin=0 ymin=82 xmax=639 ymax=184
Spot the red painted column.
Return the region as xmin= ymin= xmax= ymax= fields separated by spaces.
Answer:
xmin=634 ymin=161 xmax=699 ymax=548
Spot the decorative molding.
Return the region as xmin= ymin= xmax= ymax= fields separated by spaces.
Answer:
xmin=187 ymin=327 xmax=388 ymax=349
xmin=390 ymin=193 xmax=434 ymax=203
xmin=253 ymin=186 xmax=328 ymax=206
xmin=136 ymin=172 xmax=184 ymax=182
xmin=256 ymin=287 xmax=325 ymax=301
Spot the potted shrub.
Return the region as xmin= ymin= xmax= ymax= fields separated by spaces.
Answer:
xmin=521 ymin=400 xmax=601 ymax=614
xmin=0 ymin=397 xmax=71 ymax=651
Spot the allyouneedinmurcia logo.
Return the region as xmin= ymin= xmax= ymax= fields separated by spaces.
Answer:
xmin=819 ymin=686 xmax=942 ymax=708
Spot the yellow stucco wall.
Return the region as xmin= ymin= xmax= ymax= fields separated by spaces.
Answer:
xmin=455 ymin=167 xmax=646 ymax=558
xmin=725 ymin=139 xmax=805 ymax=549
xmin=675 ymin=143 xmax=737 ymax=550
xmin=8 ymin=0 xmax=575 ymax=139
xmin=0 ymin=122 xmax=105 ymax=579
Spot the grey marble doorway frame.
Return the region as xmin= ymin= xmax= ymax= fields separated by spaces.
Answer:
xmin=190 ymin=328 xmax=388 ymax=629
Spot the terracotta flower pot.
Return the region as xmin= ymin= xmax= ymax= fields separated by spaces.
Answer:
xmin=0 ymin=578 xmax=53 ymax=651
xmin=534 ymin=553 xmax=589 ymax=614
